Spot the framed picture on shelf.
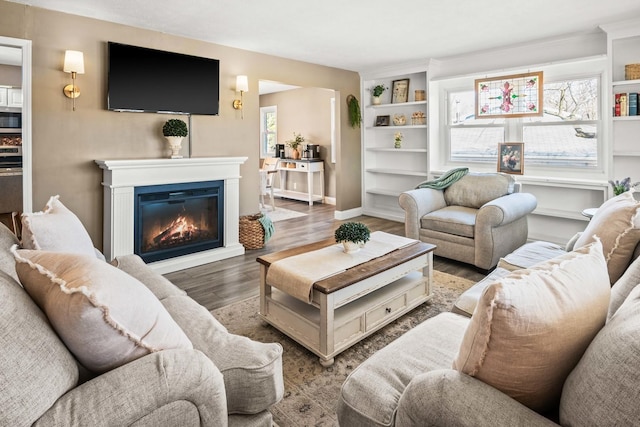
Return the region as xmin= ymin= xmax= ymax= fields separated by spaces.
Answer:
xmin=475 ymin=71 xmax=543 ymax=118
xmin=375 ymin=115 xmax=390 ymax=126
xmin=497 ymin=142 xmax=524 ymax=175
xmin=391 ymin=79 xmax=410 ymax=103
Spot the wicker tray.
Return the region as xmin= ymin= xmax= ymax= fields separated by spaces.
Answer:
xmin=625 ymin=64 xmax=640 ymax=80
xmin=239 ymin=213 xmax=265 ymax=250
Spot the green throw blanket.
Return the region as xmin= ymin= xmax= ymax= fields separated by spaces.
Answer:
xmin=258 ymin=214 xmax=275 ymax=243
xmin=415 ymin=167 xmax=469 ymax=190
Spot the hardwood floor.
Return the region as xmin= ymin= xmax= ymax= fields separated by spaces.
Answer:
xmin=165 ymin=198 xmax=487 ymax=311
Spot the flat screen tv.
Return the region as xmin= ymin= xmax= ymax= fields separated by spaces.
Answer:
xmin=108 ymin=42 xmax=220 ymax=115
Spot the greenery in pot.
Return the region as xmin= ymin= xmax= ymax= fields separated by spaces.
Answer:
xmin=286 ymin=132 xmax=305 ymax=150
xmin=609 ymin=177 xmax=639 ymax=196
xmin=370 ymin=84 xmax=388 ymax=97
xmin=334 ymin=222 xmax=371 ymax=245
xmin=162 ymin=119 xmax=188 ymax=137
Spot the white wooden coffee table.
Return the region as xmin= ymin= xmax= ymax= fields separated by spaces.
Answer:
xmin=257 ymin=236 xmax=435 ymax=366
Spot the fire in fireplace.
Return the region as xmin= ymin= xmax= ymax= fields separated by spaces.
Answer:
xmin=134 ymin=180 xmax=224 ymax=263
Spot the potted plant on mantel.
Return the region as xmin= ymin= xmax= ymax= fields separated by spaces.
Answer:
xmin=335 ymin=222 xmax=371 ymax=254
xmin=162 ymin=118 xmax=188 ymax=159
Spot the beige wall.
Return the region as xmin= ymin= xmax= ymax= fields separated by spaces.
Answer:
xmin=0 ymin=64 xmax=21 ymax=86
xmin=0 ymin=2 xmax=361 ymax=250
xmin=260 ymin=87 xmax=336 ymax=198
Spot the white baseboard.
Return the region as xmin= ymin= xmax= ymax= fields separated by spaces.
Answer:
xmin=334 ymin=207 xmax=363 ymax=220
xmin=324 ymin=196 xmax=336 ymax=205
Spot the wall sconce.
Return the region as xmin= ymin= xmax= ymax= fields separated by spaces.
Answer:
xmin=63 ymin=50 xmax=85 ymax=111
xmin=233 ymin=75 xmax=249 ymax=119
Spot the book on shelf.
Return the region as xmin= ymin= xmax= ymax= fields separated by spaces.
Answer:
xmin=629 ymin=92 xmax=638 ymax=116
xmin=615 ymin=93 xmax=621 ymax=116
xmin=620 ymin=93 xmax=628 ymax=116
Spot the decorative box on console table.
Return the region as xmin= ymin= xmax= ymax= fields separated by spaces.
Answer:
xmin=95 ymin=157 xmax=247 ymax=274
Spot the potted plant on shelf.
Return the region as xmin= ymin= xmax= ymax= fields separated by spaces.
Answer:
xmin=286 ymin=132 xmax=305 ymax=159
xmin=162 ymin=119 xmax=188 ymax=159
xmin=609 ymin=177 xmax=639 ymax=196
xmin=335 ymin=222 xmax=371 ymax=253
xmin=370 ymin=84 xmax=388 ymax=105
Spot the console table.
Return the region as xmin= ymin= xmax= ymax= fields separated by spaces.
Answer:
xmin=274 ymin=159 xmax=324 ymax=206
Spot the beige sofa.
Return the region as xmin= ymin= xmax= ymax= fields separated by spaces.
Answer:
xmin=338 ymin=191 xmax=640 ymax=426
xmin=399 ymin=172 xmax=537 ymax=271
xmin=0 ymin=217 xmax=284 ymax=426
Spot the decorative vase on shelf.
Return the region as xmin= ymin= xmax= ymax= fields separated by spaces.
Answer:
xmin=394 ymin=132 xmax=403 ymax=149
xmin=292 ymin=148 xmax=301 ymax=159
xmin=372 ymin=96 xmax=382 ymax=105
xmin=165 ymin=136 xmax=184 ymax=159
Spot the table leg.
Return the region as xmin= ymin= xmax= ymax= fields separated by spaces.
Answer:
xmin=308 ymin=168 xmax=314 ymax=206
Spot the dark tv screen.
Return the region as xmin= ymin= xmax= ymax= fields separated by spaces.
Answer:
xmin=108 ymin=42 xmax=220 ymax=115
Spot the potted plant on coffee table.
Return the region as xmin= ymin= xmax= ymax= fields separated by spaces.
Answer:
xmin=162 ymin=118 xmax=188 ymax=159
xmin=335 ymin=222 xmax=371 ymax=253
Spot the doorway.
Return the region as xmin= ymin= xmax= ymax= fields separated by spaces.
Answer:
xmin=0 ymin=37 xmax=32 ymax=220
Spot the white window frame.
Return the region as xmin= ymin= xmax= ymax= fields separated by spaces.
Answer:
xmin=260 ymin=105 xmax=277 ymax=158
xmin=439 ymin=57 xmax=606 ymax=175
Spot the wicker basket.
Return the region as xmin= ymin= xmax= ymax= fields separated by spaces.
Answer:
xmin=625 ymin=64 xmax=640 ymax=80
xmin=239 ymin=213 xmax=265 ymax=250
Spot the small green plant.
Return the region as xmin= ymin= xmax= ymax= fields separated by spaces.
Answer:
xmin=370 ymin=84 xmax=388 ymax=97
xmin=162 ymin=119 xmax=188 ymax=137
xmin=287 ymin=132 xmax=305 ymax=149
xmin=335 ymin=222 xmax=371 ymax=244
xmin=346 ymin=94 xmax=361 ymax=128
xmin=609 ymin=177 xmax=639 ymax=196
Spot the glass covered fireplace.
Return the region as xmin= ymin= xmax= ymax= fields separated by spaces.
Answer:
xmin=134 ymin=180 xmax=224 ymax=263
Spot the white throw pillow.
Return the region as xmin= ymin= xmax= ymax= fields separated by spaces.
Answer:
xmin=21 ymin=195 xmax=96 ymax=258
xmin=13 ymin=247 xmax=193 ymax=373
xmin=453 ymin=240 xmax=610 ymax=413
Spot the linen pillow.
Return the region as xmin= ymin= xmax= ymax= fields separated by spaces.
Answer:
xmin=453 ymin=240 xmax=610 ymax=413
xmin=13 ymin=247 xmax=193 ymax=373
xmin=574 ymin=191 xmax=640 ymax=284
xmin=21 ymin=195 xmax=96 ymax=258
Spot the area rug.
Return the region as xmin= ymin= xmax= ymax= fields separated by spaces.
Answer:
xmin=212 ymin=270 xmax=474 ymax=427
xmin=261 ymin=206 xmax=308 ymax=222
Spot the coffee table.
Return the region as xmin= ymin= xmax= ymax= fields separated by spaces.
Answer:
xmin=256 ymin=235 xmax=435 ymax=366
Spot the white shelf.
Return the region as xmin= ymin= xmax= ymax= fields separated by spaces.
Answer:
xmin=362 ymin=66 xmax=429 ymax=221
xmin=612 ymin=115 xmax=640 ymax=121
xmin=612 ymin=78 xmax=640 ymax=86
xmin=366 ymin=168 xmax=428 ymax=177
xmin=613 ymin=151 xmax=640 ymax=157
xmin=366 ymin=147 xmax=428 ymax=153
xmin=366 ymin=125 xmax=427 ymax=130
xmin=532 ymin=208 xmax=590 ymax=221
xmin=367 ymin=100 xmax=427 ymax=109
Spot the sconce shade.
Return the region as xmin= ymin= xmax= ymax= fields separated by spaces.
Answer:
xmin=63 ymin=50 xmax=85 ymax=74
xmin=236 ymin=75 xmax=249 ymax=92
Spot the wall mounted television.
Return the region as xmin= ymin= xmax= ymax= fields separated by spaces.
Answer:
xmin=107 ymin=42 xmax=220 ymax=115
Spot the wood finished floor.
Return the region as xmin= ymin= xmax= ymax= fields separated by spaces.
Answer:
xmin=165 ymin=198 xmax=487 ymax=311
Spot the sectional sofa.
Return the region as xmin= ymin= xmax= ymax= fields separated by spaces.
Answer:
xmin=0 ymin=196 xmax=284 ymax=426
xmin=338 ymin=190 xmax=640 ymax=426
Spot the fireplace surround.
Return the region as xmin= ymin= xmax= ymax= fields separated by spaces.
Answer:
xmin=96 ymin=157 xmax=247 ymax=273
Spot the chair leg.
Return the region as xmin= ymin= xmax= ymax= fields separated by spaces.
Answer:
xmin=269 ymin=186 xmax=276 ymax=211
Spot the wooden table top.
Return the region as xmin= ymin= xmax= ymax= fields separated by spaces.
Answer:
xmin=257 ymin=237 xmax=436 ymax=295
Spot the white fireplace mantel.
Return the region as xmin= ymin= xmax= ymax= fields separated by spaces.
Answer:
xmin=96 ymin=157 xmax=248 ymax=273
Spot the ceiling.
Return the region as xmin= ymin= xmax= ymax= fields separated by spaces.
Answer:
xmin=4 ymin=0 xmax=640 ymax=72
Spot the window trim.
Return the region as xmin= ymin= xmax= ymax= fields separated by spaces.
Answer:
xmin=260 ymin=105 xmax=277 ymax=158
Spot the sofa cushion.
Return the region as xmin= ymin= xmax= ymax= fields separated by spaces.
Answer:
xmin=574 ymin=191 xmax=640 ymax=284
xmin=498 ymin=240 xmax=567 ymax=271
xmin=421 ymin=206 xmax=477 ymax=238
xmin=337 ymin=312 xmax=470 ymax=426
xmin=444 ymin=173 xmax=515 ymax=208
xmin=21 ymin=195 xmax=96 ymax=258
xmin=560 ymin=281 xmax=640 ymax=425
xmin=608 ymin=254 xmax=640 ymax=320
xmin=161 ymin=294 xmax=284 ymax=415
xmin=453 ymin=240 xmax=610 ymax=413
xmin=0 ymin=222 xmax=20 ymax=282
xmin=0 ymin=268 xmax=79 ymax=426
xmin=13 ymin=248 xmax=193 ymax=373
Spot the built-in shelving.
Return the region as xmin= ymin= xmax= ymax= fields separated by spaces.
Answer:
xmin=360 ymin=63 xmax=429 ymax=221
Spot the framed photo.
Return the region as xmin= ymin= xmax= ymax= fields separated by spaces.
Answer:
xmin=391 ymin=79 xmax=410 ymax=103
xmin=498 ymin=142 xmax=524 ymax=175
xmin=475 ymin=71 xmax=543 ymax=118
xmin=375 ymin=115 xmax=390 ymax=126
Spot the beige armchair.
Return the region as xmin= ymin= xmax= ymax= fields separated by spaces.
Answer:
xmin=399 ymin=172 xmax=537 ymax=271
